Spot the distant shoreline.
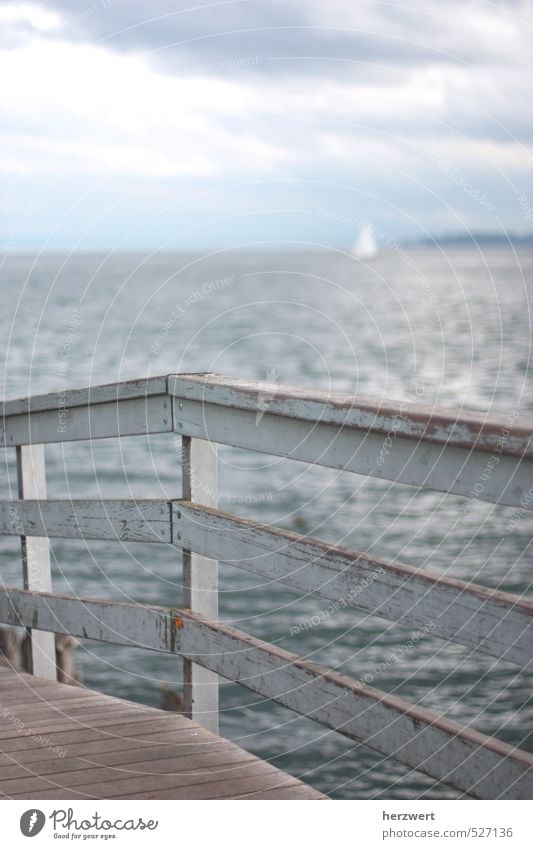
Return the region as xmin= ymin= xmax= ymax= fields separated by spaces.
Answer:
xmin=405 ymin=232 xmax=533 ymax=248
xmin=2 ymin=234 xmax=533 ymax=256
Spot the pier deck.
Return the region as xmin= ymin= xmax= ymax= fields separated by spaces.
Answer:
xmin=0 ymin=668 xmax=325 ymax=800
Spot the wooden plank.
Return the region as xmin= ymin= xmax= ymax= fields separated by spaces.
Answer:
xmin=0 ymin=715 xmax=196 ymax=755
xmin=0 ymin=740 xmax=234 ymax=780
xmin=0 ymin=499 xmax=171 ymax=543
xmin=0 ymin=748 xmax=261 ymax=795
xmin=173 ymin=501 xmax=533 ymax=667
xmin=16 ymin=444 xmax=56 ymax=680
xmin=1 ymin=588 xmax=531 ymax=798
xmin=1 ymin=395 xmax=171 ymax=446
xmin=0 ymin=700 xmax=156 ymax=726
xmin=0 ymin=690 xmax=89 ymax=709
xmin=0 ymin=729 xmax=223 ymax=768
xmin=8 ymin=760 xmax=307 ymax=800
xmin=110 ymin=773 xmax=313 ymax=800
xmin=6 ymin=780 xmax=320 ymax=800
xmin=3 ymin=373 xmax=531 ymax=505
xmin=0 ymin=685 xmax=97 ymax=706
xmin=5 ymin=371 xmax=531 ymax=457
xmin=0 ymin=718 xmax=188 ymax=761
xmin=0 ymin=695 xmax=107 ymax=715
xmin=0 ymin=588 xmax=176 ymax=653
xmin=0 ymin=709 xmax=160 ymax=741
xmin=0 ymin=716 xmax=203 ymax=754
xmin=169 ymin=373 xmax=533 ymax=458
xmin=169 ymin=375 xmax=533 ymax=509
xmin=180 ymin=436 xmax=219 ymax=734
xmin=7 ymin=773 xmax=311 ymax=800
xmin=1 ymin=376 xmax=169 ymax=417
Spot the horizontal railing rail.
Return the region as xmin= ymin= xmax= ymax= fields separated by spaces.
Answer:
xmin=169 ymin=374 xmax=533 ymax=457
xmin=1 ymin=374 xmax=532 ymax=799
xmin=2 ymin=373 xmax=532 ymax=509
xmin=168 ymin=375 xmax=533 ymax=509
xmin=173 ymin=500 xmax=533 ymax=668
xmin=0 ymin=497 xmax=531 ymax=667
xmin=0 ymin=499 xmax=171 ymax=543
xmin=3 ymin=372 xmax=531 ymax=458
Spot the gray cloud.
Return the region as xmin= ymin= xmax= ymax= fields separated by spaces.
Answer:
xmin=1 ymin=0 xmax=531 ymax=248
xmin=39 ymin=0 xmax=524 ymax=80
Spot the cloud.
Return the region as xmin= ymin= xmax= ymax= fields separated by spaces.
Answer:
xmin=1 ymin=0 xmax=532 ymax=247
xmin=0 ymin=31 xmax=288 ymax=179
xmin=14 ymin=0 xmax=532 ymax=77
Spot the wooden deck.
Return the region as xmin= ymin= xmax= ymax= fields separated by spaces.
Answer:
xmin=0 ymin=668 xmax=325 ymax=800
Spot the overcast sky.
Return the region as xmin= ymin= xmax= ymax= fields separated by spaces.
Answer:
xmin=1 ymin=0 xmax=532 ymax=250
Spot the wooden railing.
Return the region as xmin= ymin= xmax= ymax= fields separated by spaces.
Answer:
xmin=1 ymin=373 xmax=532 ymax=799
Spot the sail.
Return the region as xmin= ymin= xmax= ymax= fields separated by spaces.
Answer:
xmin=353 ymin=223 xmax=378 ymax=259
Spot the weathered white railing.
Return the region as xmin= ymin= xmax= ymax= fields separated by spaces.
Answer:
xmin=1 ymin=374 xmax=532 ymax=799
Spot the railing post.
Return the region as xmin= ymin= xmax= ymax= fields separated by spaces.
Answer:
xmin=181 ymin=435 xmax=219 ymax=734
xmin=16 ymin=444 xmax=56 ymax=679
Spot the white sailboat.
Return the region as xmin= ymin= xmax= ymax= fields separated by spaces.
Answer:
xmin=352 ymin=223 xmax=378 ymax=260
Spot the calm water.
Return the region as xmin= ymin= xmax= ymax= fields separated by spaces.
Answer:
xmin=1 ymin=247 xmax=532 ymax=799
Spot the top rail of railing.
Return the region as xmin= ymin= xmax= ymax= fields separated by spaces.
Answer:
xmin=2 ymin=373 xmax=532 ymax=508
xmin=1 ymin=372 xmax=531 ymax=453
